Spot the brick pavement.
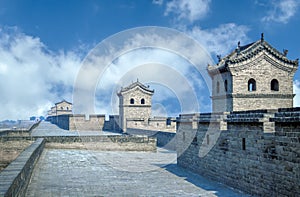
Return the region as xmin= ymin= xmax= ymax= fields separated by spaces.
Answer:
xmin=26 ymin=148 xmax=249 ymax=197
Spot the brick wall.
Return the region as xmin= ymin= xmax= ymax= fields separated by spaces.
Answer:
xmin=177 ymin=108 xmax=300 ymax=196
xmin=48 ymin=114 xmax=105 ymax=131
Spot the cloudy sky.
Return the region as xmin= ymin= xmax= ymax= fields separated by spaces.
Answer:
xmin=0 ymin=0 xmax=299 ymax=120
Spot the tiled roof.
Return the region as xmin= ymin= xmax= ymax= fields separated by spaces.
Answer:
xmin=208 ymin=37 xmax=299 ymax=75
xmin=118 ymin=81 xmax=154 ymax=95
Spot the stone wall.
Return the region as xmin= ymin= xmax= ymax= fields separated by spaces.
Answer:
xmin=127 ymin=128 xmax=176 ymax=150
xmin=103 ymin=115 xmax=121 ymax=132
xmin=0 ymin=138 xmax=45 ymax=197
xmin=45 ymin=135 xmax=156 ymax=151
xmin=126 ymin=117 xmax=176 ymax=133
xmin=177 ymin=108 xmax=300 ymax=196
xmin=48 ymin=114 xmax=105 ymax=131
xmin=1 ymin=135 xmax=157 ymax=152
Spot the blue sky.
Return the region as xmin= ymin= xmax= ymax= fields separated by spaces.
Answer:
xmin=0 ymin=0 xmax=299 ymax=120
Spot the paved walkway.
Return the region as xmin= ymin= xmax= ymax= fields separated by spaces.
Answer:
xmin=26 ymin=148 xmax=249 ymax=197
xmin=31 ymin=121 xmax=121 ymax=136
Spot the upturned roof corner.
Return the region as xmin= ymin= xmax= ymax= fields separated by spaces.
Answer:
xmin=207 ymin=35 xmax=299 ymax=76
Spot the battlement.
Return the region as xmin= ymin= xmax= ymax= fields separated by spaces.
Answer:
xmin=47 ymin=114 xmax=105 ymax=131
xmin=176 ymin=107 xmax=300 ymax=196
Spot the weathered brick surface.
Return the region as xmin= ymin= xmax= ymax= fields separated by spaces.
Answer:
xmin=0 ymin=138 xmax=45 ymax=197
xmin=48 ymin=114 xmax=105 ymax=131
xmin=208 ymin=40 xmax=298 ymax=112
xmin=127 ymin=128 xmax=176 ymax=150
xmin=177 ymin=109 xmax=300 ymax=196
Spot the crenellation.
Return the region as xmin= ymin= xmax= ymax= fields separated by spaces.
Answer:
xmin=177 ymin=110 xmax=300 ymax=196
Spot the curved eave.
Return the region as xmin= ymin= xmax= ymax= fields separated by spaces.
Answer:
xmin=228 ymin=41 xmax=298 ymax=66
xmin=118 ymin=86 xmax=154 ymax=96
xmin=207 ymin=63 xmax=228 ymax=76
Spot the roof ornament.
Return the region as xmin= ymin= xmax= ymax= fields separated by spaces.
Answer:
xmin=261 ymin=33 xmax=264 ymax=42
xmin=236 ymin=41 xmax=241 ymax=55
xmin=283 ymin=49 xmax=288 ymax=56
xmin=217 ymin=55 xmax=222 ymax=62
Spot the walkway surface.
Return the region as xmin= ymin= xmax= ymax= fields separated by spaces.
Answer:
xmin=26 ymin=148 xmax=249 ymax=197
xmin=31 ymin=121 xmax=121 ymax=136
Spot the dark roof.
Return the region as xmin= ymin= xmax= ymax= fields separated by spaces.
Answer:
xmin=55 ymin=100 xmax=72 ymax=105
xmin=118 ymin=81 xmax=154 ymax=95
xmin=208 ymin=38 xmax=299 ymax=75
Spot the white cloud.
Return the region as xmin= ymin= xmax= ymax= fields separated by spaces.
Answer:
xmin=262 ymin=0 xmax=299 ymax=24
xmin=0 ymin=27 xmax=82 ymax=120
xmin=294 ymin=80 xmax=300 ymax=107
xmin=164 ymin=0 xmax=211 ymax=23
xmin=73 ymin=27 xmax=214 ymax=117
xmin=152 ymin=0 xmax=163 ymax=6
xmin=186 ymin=23 xmax=250 ymax=57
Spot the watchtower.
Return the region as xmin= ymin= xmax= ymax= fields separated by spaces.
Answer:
xmin=117 ymin=80 xmax=154 ymax=132
xmin=207 ymin=34 xmax=298 ymax=112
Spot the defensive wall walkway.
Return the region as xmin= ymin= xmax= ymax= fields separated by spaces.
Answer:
xmin=0 ymin=122 xmax=249 ymax=196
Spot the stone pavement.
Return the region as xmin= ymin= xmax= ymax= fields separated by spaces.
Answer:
xmin=31 ymin=121 xmax=121 ymax=137
xmin=26 ymin=148 xmax=250 ymax=197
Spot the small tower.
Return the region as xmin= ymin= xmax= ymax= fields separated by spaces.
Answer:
xmin=117 ymin=80 xmax=154 ymax=132
xmin=207 ymin=35 xmax=298 ymax=112
xmin=54 ymin=100 xmax=73 ymax=116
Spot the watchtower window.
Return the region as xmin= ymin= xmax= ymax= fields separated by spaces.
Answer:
xmin=141 ymin=98 xmax=145 ymax=104
xmin=248 ymin=79 xmax=256 ymax=91
xmin=271 ymin=79 xmax=279 ymax=91
xmin=216 ymin=81 xmax=220 ymax=93
xmin=224 ymin=80 xmax=228 ymax=92
xmin=130 ymin=98 xmax=134 ymax=104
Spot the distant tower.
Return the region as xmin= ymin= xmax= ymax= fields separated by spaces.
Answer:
xmin=207 ymin=35 xmax=298 ymax=112
xmin=117 ymin=80 xmax=154 ymax=132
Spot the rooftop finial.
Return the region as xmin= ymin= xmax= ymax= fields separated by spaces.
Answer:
xmin=236 ymin=41 xmax=241 ymax=55
xmin=217 ymin=55 xmax=222 ymax=62
xmin=137 ymin=78 xmax=139 ymax=82
xmin=283 ymin=49 xmax=288 ymax=56
xmin=261 ymin=33 xmax=264 ymax=42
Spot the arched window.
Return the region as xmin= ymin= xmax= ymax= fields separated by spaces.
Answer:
xmin=141 ymin=98 xmax=145 ymax=104
xmin=271 ymin=79 xmax=279 ymax=91
xmin=130 ymin=98 xmax=134 ymax=104
xmin=60 ymin=106 xmax=63 ymax=110
xmin=224 ymin=80 xmax=228 ymax=92
xmin=248 ymin=78 xmax=256 ymax=91
xmin=216 ymin=81 xmax=220 ymax=93
xmin=66 ymin=107 xmax=69 ymax=110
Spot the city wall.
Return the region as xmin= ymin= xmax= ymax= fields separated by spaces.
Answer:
xmin=0 ymin=138 xmax=45 ymax=197
xmin=176 ymin=108 xmax=300 ymax=196
xmin=127 ymin=128 xmax=176 ymax=150
xmin=126 ymin=117 xmax=176 ymax=133
xmin=48 ymin=114 xmax=105 ymax=131
xmin=1 ymin=135 xmax=157 ymax=152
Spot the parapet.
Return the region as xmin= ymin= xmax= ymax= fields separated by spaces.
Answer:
xmin=177 ymin=108 xmax=300 ymax=133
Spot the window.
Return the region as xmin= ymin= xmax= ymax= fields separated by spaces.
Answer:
xmin=141 ymin=98 xmax=145 ymax=104
xmin=248 ymin=78 xmax=256 ymax=91
xmin=224 ymin=80 xmax=228 ymax=92
xmin=242 ymin=138 xmax=246 ymax=150
xmin=271 ymin=79 xmax=279 ymax=91
xmin=66 ymin=107 xmax=69 ymax=110
xmin=216 ymin=81 xmax=220 ymax=93
xmin=130 ymin=98 xmax=134 ymax=104
xmin=60 ymin=106 xmax=63 ymax=110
